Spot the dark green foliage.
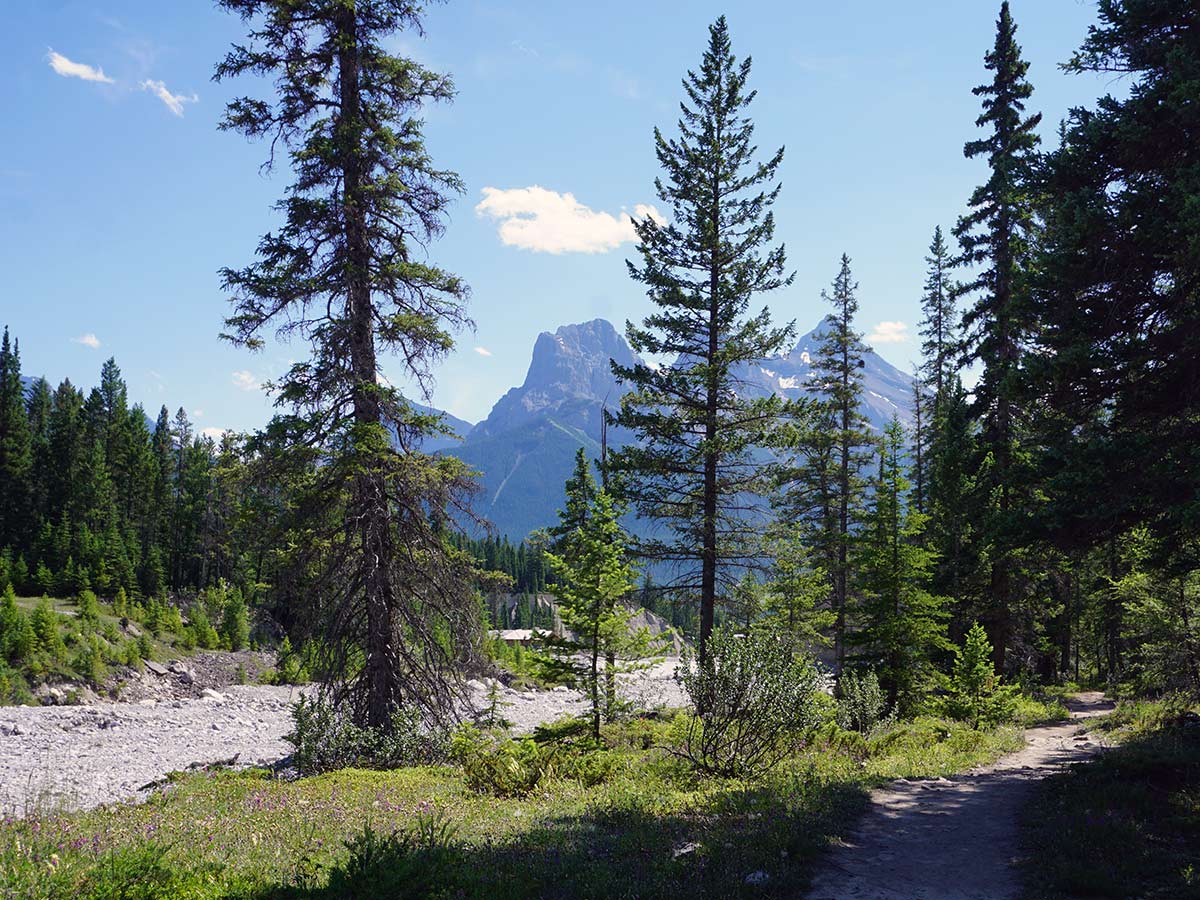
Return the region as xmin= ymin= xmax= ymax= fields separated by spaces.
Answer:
xmin=852 ymin=419 xmax=951 ymax=712
xmin=942 ymin=622 xmax=1018 ymax=728
xmin=953 ymin=1 xmax=1044 ymax=672
xmin=536 ymin=449 xmax=655 ymax=739
xmin=803 ymin=255 xmax=875 ymax=669
xmin=215 ymin=0 xmax=482 ymax=730
xmin=609 ymin=17 xmax=795 ymax=665
xmin=1029 ymin=0 xmax=1200 ymax=559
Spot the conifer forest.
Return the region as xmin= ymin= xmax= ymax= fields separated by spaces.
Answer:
xmin=0 ymin=2 xmax=1198 ymax=898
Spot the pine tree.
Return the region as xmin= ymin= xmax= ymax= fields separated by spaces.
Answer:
xmin=0 ymin=328 xmax=32 ymax=551
xmin=954 ymin=1 xmax=1042 ymax=671
xmin=806 ymin=254 xmax=874 ymax=670
xmin=917 ymin=225 xmax=959 ymax=423
xmin=1031 ymin=0 xmax=1200 ymax=558
xmin=538 ymin=467 xmax=650 ymax=740
xmin=216 ymin=0 xmax=479 ymax=728
xmin=852 ymin=418 xmax=950 ymax=712
xmin=609 ymin=17 xmax=794 ymax=667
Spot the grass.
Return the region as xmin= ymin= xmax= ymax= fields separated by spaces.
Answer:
xmin=0 ymin=712 xmax=1024 ymax=899
xmin=1019 ymin=693 xmax=1200 ymax=899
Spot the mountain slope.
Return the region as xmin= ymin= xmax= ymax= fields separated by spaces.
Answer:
xmin=447 ymin=318 xmax=916 ymax=539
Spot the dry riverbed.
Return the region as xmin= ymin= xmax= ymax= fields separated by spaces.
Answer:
xmin=0 ymin=661 xmax=685 ymax=815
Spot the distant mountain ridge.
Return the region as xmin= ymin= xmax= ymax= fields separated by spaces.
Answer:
xmin=441 ymin=318 xmax=915 ymax=540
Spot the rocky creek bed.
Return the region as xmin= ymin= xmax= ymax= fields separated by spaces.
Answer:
xmin=0 ymin=660 xmax=685 ymax=816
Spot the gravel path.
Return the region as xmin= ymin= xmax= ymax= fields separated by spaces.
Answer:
xmin=805 ymin=692 xmax=1114 ymax=900
xmin=0 ymin=661 xmax=684 ymax=816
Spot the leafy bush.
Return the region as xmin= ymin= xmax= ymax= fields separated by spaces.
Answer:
xmin=941 ymin=622 xmax=1018 ymax=728
xmin=836 ymin=668 xmax=888 ymax=733
xmin=673 ymin=627 xmax=822 ymax=777
xmin=285 ymin=695 xmax=448 ymax=775
xmin=449 ymin=723 xmax=617 ymax=797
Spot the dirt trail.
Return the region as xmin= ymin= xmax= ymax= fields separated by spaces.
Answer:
xmin=806 ymin=692 xmax=1113 ymax=900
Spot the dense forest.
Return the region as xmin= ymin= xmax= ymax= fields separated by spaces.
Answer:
xmin=1 ymin=0 xmax=1197 ymax=710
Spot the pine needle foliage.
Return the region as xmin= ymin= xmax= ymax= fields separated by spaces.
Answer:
xmin=214 ymin=0 xmax=482 ymax=729
xmin=609 ymin=17 xmax=795 ymax=666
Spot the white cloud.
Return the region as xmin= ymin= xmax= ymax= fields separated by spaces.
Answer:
xmin=231 ymin=370 xmax=259 ymax=391
xmin=192 ymin=408 xmax=204 ymax=418
xmin=139 ymin=79 xmax=198 ymax=117
xmin=867 ymin=321 xmax=909 ymax=344
xmin=473 ymin=346 xmax=493 ymax=357
xmin=72 ymin=333 xmax=101 ymax=349
xmin=475 ymin=185 xmax=664 ymax=254
xmin=47 ymin=49 xmax=114 ymax=84
xmin=199 ymin=427 xmax=227 ymax=441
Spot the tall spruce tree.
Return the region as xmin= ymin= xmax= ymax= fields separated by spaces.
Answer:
xmin=917 ymin=226 xmax=958 ymax=423
xmin=954 ymin=1 xmax=1042 ymax=670
xmin=215 ymin=0 xmax=480 ymax=727
xmin=609 ymin=17 xmax=794 ymax=665
xmin=806 ymin=254 xmax=874 ymax=670
xmin=1031 ymin=0 xmax=1200 ymax=559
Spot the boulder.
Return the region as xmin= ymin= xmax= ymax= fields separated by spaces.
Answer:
xmin=143 ymin=660 xmax=169 ymax=677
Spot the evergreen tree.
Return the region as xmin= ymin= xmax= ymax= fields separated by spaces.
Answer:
xmin=806 ymin=254 xmax=874 ymax=670
xmin=608 ymin=17 xmax=794 ymax=666
xmin=1031 ymin=0 xmax=1200 ymax=559
xmin=852 ymin=418 xmax=950 ymax=712
xmin=25 ymin=378 xmax=52 ymax=539
xmin=216 ymin=0 xmax=479 ymax=728
xmin=954 ymin=1 xmax=1042 ymax=671
xmin=917 ymin=225 xmax=959 ymax=422
xmin=0 ymin=328 xmax=32 ymax=551
xmin=538 ymin=469 xmax=650 ymax=740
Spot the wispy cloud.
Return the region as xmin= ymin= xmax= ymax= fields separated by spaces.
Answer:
xmin=510 ymin=39 xmax=539 ymax=59
xmin=231 ymin=370 xmax=259 ymax=391
xmin=47 ymin=49 xmax=114 ymax=83
xmin=199 ymin=426 xmax=228 ymax=441
xmin=867 ymin=321 xmax=909 ymax=344
xmin=72 ymin=333 xmax=101 ymax=349
xmin=140 ymin=79 xmax=197 ymax=116
xmin=476 ymin=185 xmax=664 ymax=254
xmin=473 ymin=346 xmax=493 ymax=357
xmin=192 ymin=408 xmax=204 ymax=418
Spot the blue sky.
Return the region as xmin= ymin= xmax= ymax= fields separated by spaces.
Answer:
xmin=1 ymin=1 xmax=1116 ymax=433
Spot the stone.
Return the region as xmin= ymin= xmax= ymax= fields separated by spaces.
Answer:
xmin=744 ymin=871 xmax=769 ymax=886
xmin=201 ymin=689 xmax=226 ymax=702
xmin=143 ymin=660 xmax=169 ymax=677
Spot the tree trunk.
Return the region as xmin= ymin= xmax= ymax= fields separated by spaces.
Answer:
xmin=337 ymin=8 xmax=396 ymax=730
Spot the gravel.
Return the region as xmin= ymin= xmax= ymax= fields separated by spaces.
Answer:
xmin=0 ymin=660 xmax=685 ymax=816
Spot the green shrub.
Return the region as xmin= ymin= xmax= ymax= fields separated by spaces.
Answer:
xmin=75 ymin=590 xmax=100 ymax=627
xmin=941 ymin=622 xmax=1018 ymax=728
xmin=71 ymin=634 xmax=106 ymax=686
xmin=275 ymin=636 xmax=311 ymax=684
xmin=220 ymin=589 xmax=250 ymax=650
xmin=836 ymin=668 xmax=888 ymax=733
xmin=111 ymin=586 xmax=128 ymax=617
xmin=449 ymin=723 xmax=617 ymax=797
xmin=187 ymin=603 xmax=220 ymax=650
xmin=29 ymin=597 xmax=64 ymax=661
xmin=673 ymin=627 xmax=822 ymax=777
xmin=285 ymin=695 xmax=448 ymax=775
